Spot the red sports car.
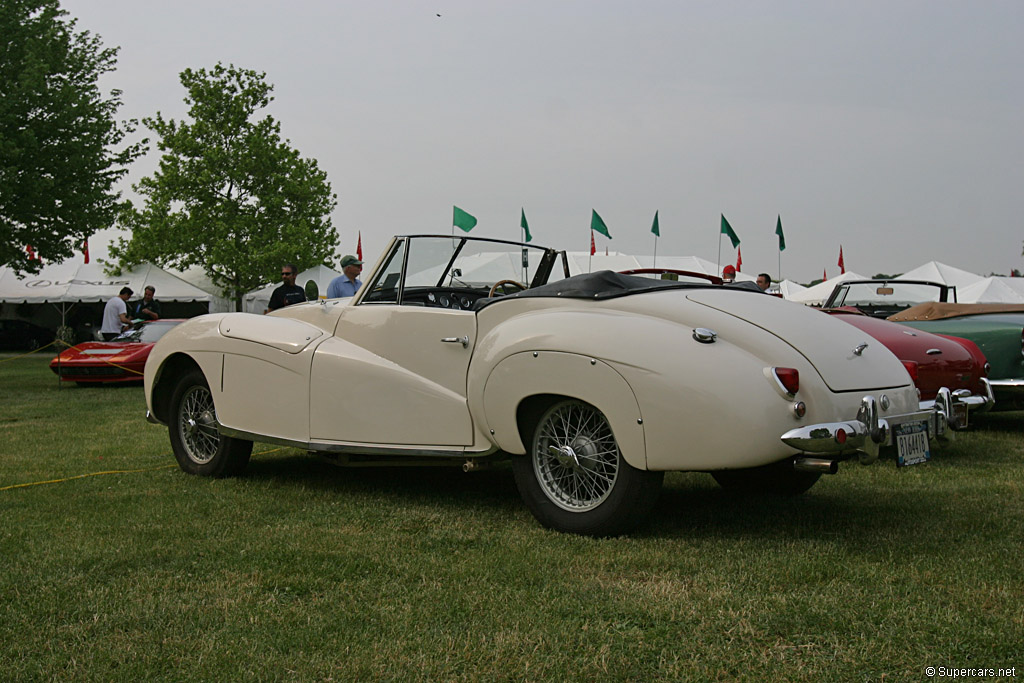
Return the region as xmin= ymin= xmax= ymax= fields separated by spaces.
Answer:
xmin=824 ymin=310 xmax=992 ymax=427
xmin=50 ymin=320 xmax=184 ymax=385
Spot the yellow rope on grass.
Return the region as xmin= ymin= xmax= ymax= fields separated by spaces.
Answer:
xmin=0 ymin=447 xmax=288 ymax=492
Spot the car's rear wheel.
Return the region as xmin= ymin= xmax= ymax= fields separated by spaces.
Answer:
xmin=513 ymin=399 xmax=662 ymax=536
xmin=711 ymin=460 xmax=821 ymax=496
xmin=169 ymin=370 xmax=252 ymax=477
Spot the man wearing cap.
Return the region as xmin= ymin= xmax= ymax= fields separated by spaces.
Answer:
xmin=327 ymin=255 xmax=363 ymax=298
xmin=721 ymin=265 xmax=736 ymax=283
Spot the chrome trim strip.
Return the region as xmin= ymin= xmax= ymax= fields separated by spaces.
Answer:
xmin=217 ymin=424 xmax=498 ymax=458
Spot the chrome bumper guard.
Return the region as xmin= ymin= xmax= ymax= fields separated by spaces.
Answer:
xmin=920 ymin=378 xmax=995 ymax=429
xmin=780 ymin=391 xmax=956 ymax=465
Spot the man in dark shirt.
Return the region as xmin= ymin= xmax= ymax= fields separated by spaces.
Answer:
xmin=133 ymin=286 xmax=162 ymax=320
xmin=266 ymin=264 xmax=306 ymax=313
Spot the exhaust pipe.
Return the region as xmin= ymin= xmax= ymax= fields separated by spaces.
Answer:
xmin=792 ymin=457 xmax=839 ymax=474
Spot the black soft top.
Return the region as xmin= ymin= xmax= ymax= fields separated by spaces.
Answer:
xmin=474 ymin=270 xmax=762 ymax=310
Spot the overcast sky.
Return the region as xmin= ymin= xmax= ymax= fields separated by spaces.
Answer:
xmin=65 ymin=0 xmax=1023 ymax=284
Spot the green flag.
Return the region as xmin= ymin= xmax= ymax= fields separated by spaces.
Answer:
xmin=651 ymin=210 xmax=660 ymax=237
xmin=720 ymin=214 xmax=740 ymax=248
xmin=521 ymin=208 xmax=532 ymax=242
xmin=591 ymin=210 xmax=611 ymax=238
xmin=776 ymin=215 xmax=786 ymax=251
xmin=453 ymin=205 xmax=477 ymax=232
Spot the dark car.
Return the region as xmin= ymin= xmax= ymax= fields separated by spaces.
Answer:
xmin=0 ymin=319 xmax=55 ymax=351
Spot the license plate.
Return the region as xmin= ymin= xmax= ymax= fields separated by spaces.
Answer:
xmin=953 ymin=401 xmax=968 ymax=429
xmin=895 ymin=420 xmax=930 ymax=467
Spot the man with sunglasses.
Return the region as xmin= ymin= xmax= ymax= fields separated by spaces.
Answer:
xmin=265 ymin=264 xmax=307 ymax=313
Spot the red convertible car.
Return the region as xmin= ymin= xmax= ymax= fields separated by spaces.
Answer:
xmin=620 ymin=269 xmax=993 ymax=428
xmin=50 ymin=320 xmax=184 ymax=385
xmin=824 ymin=310 xmax=992 ymax=427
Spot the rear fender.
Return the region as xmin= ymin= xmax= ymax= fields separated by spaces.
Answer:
xmin=478 ymin=351 xmax=647 ymax=470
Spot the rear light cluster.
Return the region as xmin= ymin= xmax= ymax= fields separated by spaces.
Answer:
xmin=901 ymin=360 xmax=919 ymax=382
xmin=773 ymin=367 xmax=799 ymax=395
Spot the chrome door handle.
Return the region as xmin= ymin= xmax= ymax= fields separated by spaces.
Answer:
xmin=441 ymin=335 xmax=470 ymax=348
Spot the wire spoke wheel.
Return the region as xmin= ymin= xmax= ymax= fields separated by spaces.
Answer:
xmin=168 ymin=369 xmax=252 ymax=477
xmin=177 ymin=384 xmax=220 ymax=465
xmin=532 ymin=400 xmax=620 ymax=512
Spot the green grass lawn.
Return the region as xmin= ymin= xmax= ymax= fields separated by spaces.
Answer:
xmin=1 ymin=353 xmax=1022 ymax=681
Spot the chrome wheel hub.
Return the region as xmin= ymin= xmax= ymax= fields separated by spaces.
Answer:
xmin=534 ymin=401 xmax=619 ymax=512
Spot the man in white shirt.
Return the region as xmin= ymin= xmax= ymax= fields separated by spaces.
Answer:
xmin=100 ymin=287 xmax=133 ymax=340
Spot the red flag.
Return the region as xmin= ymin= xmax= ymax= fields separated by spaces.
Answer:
xmin=736 ymin=246 xmax=742 ymax=272
xmin=838 ymin=246 xmax=845 ymax=274
xmin=822 ymin=268 xmax=827 ymax=282
xmin=356 ymin=231 xmax=362 ymax=261
xmin=83 ymin=238 xmax=90 ymax=264
xmin=590 ymin=231 xmax=596 ymax=256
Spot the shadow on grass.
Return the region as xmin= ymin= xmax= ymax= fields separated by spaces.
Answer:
xmin=230 ymin=451 xmax=976 ymax=549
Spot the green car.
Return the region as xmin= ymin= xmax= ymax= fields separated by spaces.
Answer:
xmin=825 ymin=280 xmax=1024 ymax=410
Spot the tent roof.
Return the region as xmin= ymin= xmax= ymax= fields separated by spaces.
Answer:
xmin=958 ymin=277 xmax=1024 ymax=304
xmin=0 ymin=262 xmax=215 ymax=304
xmin=896 ymin=261 xmax=983 ymax=288
xmin=786 ymin=271 xmax=868 ymax=305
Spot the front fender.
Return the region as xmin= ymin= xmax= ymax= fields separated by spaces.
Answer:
xmin=475 ymin=351 xmax=647 ymax=470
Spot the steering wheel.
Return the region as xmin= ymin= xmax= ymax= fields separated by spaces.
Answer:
xmin=488 ymin=279 xmax=527 ymax=298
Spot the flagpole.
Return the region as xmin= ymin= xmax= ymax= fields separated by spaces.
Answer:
xmin=653 ymin=236 xmax=658 ymax=269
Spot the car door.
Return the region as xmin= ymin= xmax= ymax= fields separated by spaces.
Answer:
xmin=308 ymin=305 xmax=476 ymax=447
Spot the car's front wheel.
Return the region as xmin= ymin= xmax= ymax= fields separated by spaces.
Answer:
xmin=513 ymin=399 xmax=663 ymax=536
xmin=711 ymin=460 xmax=821 ymax=496
xmin=169 ymin=370 xmax=252 ymax=477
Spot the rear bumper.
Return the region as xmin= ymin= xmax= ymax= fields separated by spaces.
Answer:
xmin=780 ymin=392 xmax=951 ymax=464
xmin=920 ymin=379 xmax=995 ymax=429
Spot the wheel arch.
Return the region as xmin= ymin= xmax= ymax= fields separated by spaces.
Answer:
xmin=150 ymin=352 xmax=207 ymax=424
xmin=479 ymin=351 xmax=647 ymax=469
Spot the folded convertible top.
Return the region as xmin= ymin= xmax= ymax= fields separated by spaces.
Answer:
xmin=475 ymin=270 xmax=761 ymax=310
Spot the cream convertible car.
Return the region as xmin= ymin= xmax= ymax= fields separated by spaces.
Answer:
xmin=145 ymin=235 xmax=954 ymax=535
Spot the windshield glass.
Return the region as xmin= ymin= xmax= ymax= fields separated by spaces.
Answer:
xmin=832 ymin=282 xmax=947 ymax=308
xmin=402 ymin=236 xmax=553 ymax=290
xmin=112 ymin=320 xmax=181 ymax=343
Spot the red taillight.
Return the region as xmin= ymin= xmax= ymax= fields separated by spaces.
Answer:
xmin=835 ymin=428 xmax=847 ymax=445
xmin=901 ymin=360 xmax=919 ymax=382
xmin=773 ymin=367 xmax=799 ymax=395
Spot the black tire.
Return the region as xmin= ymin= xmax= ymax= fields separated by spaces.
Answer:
xmin=512 ymin=399 xmax=663 ymax=536
xmin=711 ymin=460 xmax=821 ymax=496
xmin=168 ymin=369 xmax=252 ymax=477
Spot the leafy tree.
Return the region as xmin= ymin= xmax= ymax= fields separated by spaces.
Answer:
xmin=110 ymin=63 xmax=338 ymax=310
xmin=1 ymin=0 xmax=143 ymax=274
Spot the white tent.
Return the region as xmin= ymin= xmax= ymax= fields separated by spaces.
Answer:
xmin=0 ymin=262 xmax=216 ymax=305
xmin=958 ymin=277 xmax=1024 ymax=304
xmin=244 ymin=264 xmax=343 ymax=313
xmin=778 ymin=279 xmax=808 ymax=300
xmin=564 ymin=251 xmax=643 ymax=276
xmin=786 ymin=271 xmax=868 ymax=306
xmin=635 ymin=255 xmax=758 ymax=282
xmin=896 ymin=261 xmax=983 ymax=288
